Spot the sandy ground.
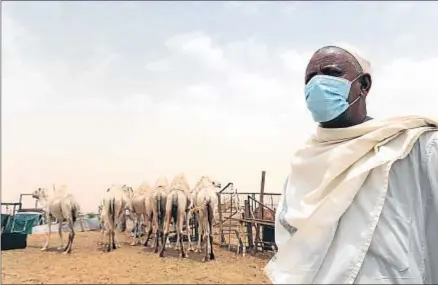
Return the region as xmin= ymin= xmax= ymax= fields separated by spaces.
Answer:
xmin=1 ymin=231 xmax=272 ymax=284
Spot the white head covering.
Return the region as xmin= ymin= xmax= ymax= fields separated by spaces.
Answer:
xmin=332 ymin=43 xmax=372 ymax=75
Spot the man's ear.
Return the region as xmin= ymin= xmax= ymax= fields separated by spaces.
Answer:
xmin=361 ymin=73 xmax=372 ymax=96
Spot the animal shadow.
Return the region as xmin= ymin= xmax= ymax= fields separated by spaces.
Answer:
xmin=142 ymin=245 xmax=206 ymax=263
xmin=27 ymin=245 xmax=67 ymax=253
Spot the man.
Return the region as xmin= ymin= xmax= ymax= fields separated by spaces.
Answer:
xmin=265 ymin=45 xmax=438 ymax=284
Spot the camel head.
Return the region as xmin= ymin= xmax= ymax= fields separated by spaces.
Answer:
xmin=196 ymin=176 xmax=212 ymax=189
xmin=125 ymin=185 xmax=134 ymax=194
xmin=121 ymin=184 xmax=134 ymax=198
xmin=212 ymin=180 xmax=222 ymax=189
xmin=32 ymin=187 xmax=49 ymax=201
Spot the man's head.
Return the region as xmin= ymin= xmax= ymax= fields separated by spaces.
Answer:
xmin=305 ymin=45 xmax=372 ymax=128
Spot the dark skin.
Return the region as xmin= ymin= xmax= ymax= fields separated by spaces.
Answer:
xmin=305 ymin=47 xmax=373 ymax=128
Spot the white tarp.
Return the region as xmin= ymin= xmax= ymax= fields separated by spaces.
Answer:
xmin=31 ymin=217 xmax=100 ymax=234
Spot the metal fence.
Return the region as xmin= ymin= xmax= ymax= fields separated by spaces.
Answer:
xmin=213 ymin=173 xmax=281 ymax=256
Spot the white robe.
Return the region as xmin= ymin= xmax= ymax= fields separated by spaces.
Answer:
xmin=265 ymin=117 xmax=438 ymax=284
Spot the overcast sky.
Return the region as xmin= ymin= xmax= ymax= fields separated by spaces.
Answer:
xmin=2 ymin=1 xmax=438 ymax=212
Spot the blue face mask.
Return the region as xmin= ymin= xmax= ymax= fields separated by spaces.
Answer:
xmin=304 ymin=75 xmax=361 ymax=123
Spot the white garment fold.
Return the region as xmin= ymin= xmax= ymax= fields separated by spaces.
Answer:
xmin=265 ymin=115 xmax=438 ymax=284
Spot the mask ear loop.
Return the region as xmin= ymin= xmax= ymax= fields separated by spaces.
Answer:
xmin=348 ymin=95 xmax=362 ymax=107
xmin=347 ymin=74 xmax=365 ymax=107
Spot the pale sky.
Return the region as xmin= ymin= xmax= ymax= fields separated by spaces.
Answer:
xmin=2 ymin=1 xmax=438 ymax=213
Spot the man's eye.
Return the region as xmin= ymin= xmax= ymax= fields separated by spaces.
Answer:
xmin=323 ymin=68 xmax=344 ymax=77
xmin=321 ymin=66 xmax=343 ymax=77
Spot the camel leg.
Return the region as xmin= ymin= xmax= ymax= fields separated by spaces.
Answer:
xmin=171 ymin=219 xmax=177 ymax=250
xmin=104 ymin=224 xmax=114 ymax=253
xmin=131 ymin=214 xmax=139 ymax=246
xmin=105 ymin=228 xmax=112 ymax=252
xmin=114 ymin=214 xmax=123 ymax=249
xmin=201 ymin=211 xmax=209 ymax=262
xmin=107 ymin=216 xmax=116 ymax=251
xmin=63 ymin=219 xmax=75 ymax=254
xmin=154 ymin=226 xmax=164 ymax=253
xmin=138 ymin=214 xmax=146 ymax=245
xmin=166 ymin=220 xmax=172 ymax=249
xmin=143 ymin=215 xmax=153 ymax=248
xmin=112 ymin=228 xmax=117 ymax=249
xmin=135 ymin=214 xmax=142 ymax=245
xmin=196 ymin=213 xmax=203 ymax=253
xmin=57 ymin=221 xmax=64 ymax=250
xmin=159 ymin=207 xmax=172 ymax=258
xmin=152 ymin=210 xmax=160 ymax=253
xmin=178 ymin=211 xmax=188 ymax=258
xmin=186 ymin=211 xmax=194 ymax=251
xmin=174 ymin=222 xmax=180 ymax=250
xmin=101 ymin=218 xmax=111 ymax=253
xmin=143 ymin=227 xmax=153 ymax=247
xmin=130 ymin=218 xmax=136 ymax=246
xmin=42 ymin=214 xmax=52 ymax=251
xmin=208 ymin=204 xmax=215 ymax=260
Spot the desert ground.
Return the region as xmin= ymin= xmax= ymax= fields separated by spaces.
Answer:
xmin=2 ymin=231 xmax=272 ymax=284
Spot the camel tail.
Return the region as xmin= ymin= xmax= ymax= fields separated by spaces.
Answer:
xmin=171 ymin=192 xmax=178 ymax=219
xmin=157 ymin=195 xmax=162 ymax=227
xmin=72 ymin=205 xmax=78 ymax=223
xmin=206 ymin=200 xmax=213 ymax=233
xmin=109 ymin=197 xmax=116 ymax=228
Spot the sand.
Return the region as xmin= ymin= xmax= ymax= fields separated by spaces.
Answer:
xmin=1 ymin=231 xmax=272 ymax=284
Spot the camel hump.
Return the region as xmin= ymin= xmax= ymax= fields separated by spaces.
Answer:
xmin=52 ymin=184 xmax=68 ymax=197
xmin=170 ymin=173 xmax=190 ymax=192
xmin=136 ymin=182 xmax=151 ymax=193
xmin=108 ymin=184 xmax=128 ymax=191
xmin=154 ymin=176 xmax=169 ymax=189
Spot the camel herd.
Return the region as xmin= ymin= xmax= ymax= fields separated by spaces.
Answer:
xmin=31 ymin=174 xmax=221 ymax=262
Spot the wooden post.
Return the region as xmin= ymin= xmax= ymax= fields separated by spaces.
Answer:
xmin=260 ymin=170 xmax=266 ymax=221
xmin=217 ymin=193 xmax=225 ymax=246
xmin=244 ymin=199 xmax=254 ymax=250
xmin=254 ymin=171 xmax=266 ymax=253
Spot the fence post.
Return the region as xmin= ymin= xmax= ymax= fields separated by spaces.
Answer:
xmin=217 ymin=193 xmax=225 ymax=246
xmin=244 ymin=199 xmax=254 ymax=250
xmin=260 ymin=171 xmax=266 ymax=222
xmin=257 ymin=171 xmax=266 ymax=252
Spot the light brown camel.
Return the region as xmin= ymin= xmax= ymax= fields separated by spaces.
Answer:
xmin=127 ymin=182 xmax=152 ymax=246
xmin=190 ymin=176 xmax=221 ymax=262
xmin=32 ymin=185 xmax=80 ymax=254
xmin=143 ymin=176 xmax=170 ymax=253
xmin=100 ymin=184 xmax=132 ymax=252
xmin=159 ymin=173 xmax=191 ymax=258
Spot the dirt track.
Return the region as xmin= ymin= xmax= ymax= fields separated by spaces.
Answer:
xmin=1 ymin=231 xmax=272 ymax=284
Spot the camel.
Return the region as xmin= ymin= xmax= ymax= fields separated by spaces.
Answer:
xmin=100 ymin=184 xmax=132 ymax=252
xmin=98 ymin=186 xmax=131 ymax=246
xmin=127 ymin=182 xmax=152 ymax=246
xmin=158 ymin=173 xmax=192 ymax=258
xmin=143 ymin=176 xmax=170 ymax=253
xmin=190 ymin=176 xmax=221 ymax=262
xmin=32 ymin=185 xmax=80 ymax=254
